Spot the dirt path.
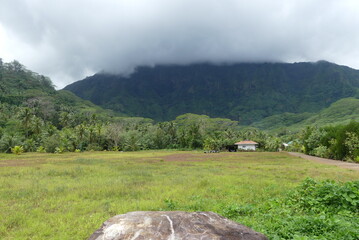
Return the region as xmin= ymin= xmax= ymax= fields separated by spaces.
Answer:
xmin=287 ymin=152 xmax=359 ymax=171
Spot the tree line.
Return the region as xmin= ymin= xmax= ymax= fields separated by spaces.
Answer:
xmin=0 ymin=100 xmax=284 ymax=154
xmin=294 ymin=121 xmax=359 ymax=162
xmin=1 ymin=93 xmax=357 ymax=161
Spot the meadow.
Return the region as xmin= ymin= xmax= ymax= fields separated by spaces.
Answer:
xmin=0 ymin=151 xmax=358 ymax=239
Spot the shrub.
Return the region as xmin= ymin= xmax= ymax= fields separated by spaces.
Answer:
xmin=54 ymin=146 xmax=66 ymax=154
xmin=313 ymin=145 xmax=330 ymax=158
xmin=287 ymin=178 xmax=359 ymax=214
xmin=11 ymin=145 xmax=24 ymax=155
xmin=250 ymin=178 xmax=359 ymax=239
xmin=86 ymin=143 xmax=102 ymax=151
xmin=23 ymin=139 xmax=37 ymax=152
xmin=36 ymin=146 xmax=46 ymax=153
xmin=111 ymin=146 xmax=119 ymax=151
xmin=43 ymin=135 xmax=60 ymax=153
xmin=0 ymin=134 xmax=22 ymax=153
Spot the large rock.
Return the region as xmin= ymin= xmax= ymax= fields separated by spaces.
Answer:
xmin=89 ymin=211 xmax=268 ymax=240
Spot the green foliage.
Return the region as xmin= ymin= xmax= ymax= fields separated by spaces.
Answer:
xmin=64 ymin=62 xmax=359 ymax=124
xmin=203 ymin=137 xmax=220 ymax=151
xmin=222 ymin=204 xmax=255 ymax=219
xmin=345 ymin=131 xmax=359 ymax=161
xmin=43 ymin=135 xmax=61 ymax=153
xmin=252 ymin=98 xmax=359 ymax=131
xmin=264 ymin=178 xmax=359 ymax=239
xmin=297 ymin=121 xmax=359 ymax=161
xmin=54 ymin=146 xmax=66 ymax=154
xmin=313 ymin=146 xmax=330 ymax=158
xmin=0 ymin=134 xmax=22 ymax=153
xmin=1 ymin=59 xmax=358 ymax=162
xmin=36 ymin=146 xmax=46 ymax=153
xmin=10 ymin=145 xmax=24 ymax=155
xmin=263 ymin=136 xmax=281 ymax=151
xmin=86 ymin=143 xmax=103 ymax=151
xmin=0 ymin=60 xmax=55 ymax=98
xmin=123 ymin=130 xmax=141 ymax=151
xmin=251 ymin=112 xmax=315 ymax=130
xmin=298 ymin=98 xmax=359 ymax=129
xmin=224 ymin=178 xmax=359 ymax=239
xmin=288 ymin=178 xmax=359 ymax=214
xmin=23 ymin=138 xmax=37 ymax=152
xmin=163 ymin=199 xmax=178 ymax=210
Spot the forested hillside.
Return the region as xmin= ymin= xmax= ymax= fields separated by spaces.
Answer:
xmin=251 ymin=98 xmax=359 ymax=131
xmin=65 ymin=61 xmax=359 ymax=124
xmin=1 ymin=59 xmax=358 ymax=162
xmin=0 ymin=59 xmax=276 ymax=153
xmin=0 ymin=59 xmax=118 ymax=120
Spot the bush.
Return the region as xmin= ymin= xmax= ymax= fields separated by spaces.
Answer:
xmin=0 ymin=134 xmax=22 ymax=153
xmin=36 ymin=146 xmax=46 ymax=153
xmin=11 ymin=145 xmax=24 ymax=155
xmin=23 ymin=139 xmax=37 ymax=152
xmin=264 ymin=178 xmax=359 ymax=239
xmin=313 ymin=145 xmax=330 ymax=158
xmin=54 ymin=146 xmax=65 ymax=154
xmin=288 ymin=178 xmax=359 ymax=214
xmin=86 ymin=143 xmax=102 ymax=151
xmin=43 ymin=135 xmax=60 ymax=153
xmin=224 ymin=178 xmax=359 ymax=239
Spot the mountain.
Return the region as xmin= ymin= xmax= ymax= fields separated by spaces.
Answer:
xmin=64 ymin=61 xmax=359 ymax=124
xmin=0 ymin=60 xmax=118 ymax=124
xmin=251 ymin=97 xmax=359 ymax=131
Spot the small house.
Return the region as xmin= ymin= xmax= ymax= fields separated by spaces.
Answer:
xmin=235 ymin=140 xmax=258 ymax=151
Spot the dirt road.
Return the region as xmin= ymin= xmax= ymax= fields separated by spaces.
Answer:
xmin=287 ymin=152 xmax=359 ymax=171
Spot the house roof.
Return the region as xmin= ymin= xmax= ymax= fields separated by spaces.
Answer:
xmin=234 ymin=140 xmax=258 ymax=145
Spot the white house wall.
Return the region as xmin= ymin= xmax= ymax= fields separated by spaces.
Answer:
xmin=237 ymin=144 xmax=256 ymax=151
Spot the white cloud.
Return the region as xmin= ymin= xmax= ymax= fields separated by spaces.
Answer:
xmin=0 ymin=0 xmax=359 ymax=88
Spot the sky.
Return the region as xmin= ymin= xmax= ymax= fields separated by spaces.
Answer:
xmin=0 ymin=0 xmax=359 ymax=89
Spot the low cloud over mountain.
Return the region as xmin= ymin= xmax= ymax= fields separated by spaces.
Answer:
xmin=1 ymin=0 xmax=359 ymax=88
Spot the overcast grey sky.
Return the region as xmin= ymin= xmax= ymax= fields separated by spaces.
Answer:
xmin=1 ymin=0 xmax=359 ymax=88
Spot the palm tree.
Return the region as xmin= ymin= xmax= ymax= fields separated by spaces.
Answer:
xmin=59 ymin=112 xmax=71 ymax=128
xmin=18 ymin=107 xmax=33 ymax=136
xmin=30 ymin=116 xmax=44 ymax=136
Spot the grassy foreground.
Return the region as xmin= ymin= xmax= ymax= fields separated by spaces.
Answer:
xmin=0 ymin=151 xmax=358 ymax=239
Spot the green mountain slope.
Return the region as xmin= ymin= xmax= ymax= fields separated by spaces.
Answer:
xmin=251 ymin=97 xmax=359 ymax=131
xmin=0 ymin=60 xmax=118 ymax=122
xmin=64 ymin=61 xmax=359 ymax=124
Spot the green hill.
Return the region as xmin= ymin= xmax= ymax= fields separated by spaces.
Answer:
xmin=0 ymin=60 xmax=119 ymax=126
xmin=2 ymin=59 xmax=359 ymax=132
xmin=251 ymin=97 xmax=359 ymax=131
xmin=64 ymin=61 xmax=359 ymax=124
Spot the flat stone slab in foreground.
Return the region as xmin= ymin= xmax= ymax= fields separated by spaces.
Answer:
xmin=89 ymin=211 xmax=268 ymax=240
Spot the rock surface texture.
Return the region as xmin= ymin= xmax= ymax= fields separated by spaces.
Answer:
xmin=88 ymin=211 xmax=268 ymax=240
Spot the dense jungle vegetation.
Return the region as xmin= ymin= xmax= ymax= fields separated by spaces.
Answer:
xmin=0 ymin=59 xmax=358 ymax=162
xmin=65 ymin=61 xmax=359 ymax=124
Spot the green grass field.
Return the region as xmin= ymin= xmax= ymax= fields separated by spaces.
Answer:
xmin=0 ymin=151 xmax=358 ymax=239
